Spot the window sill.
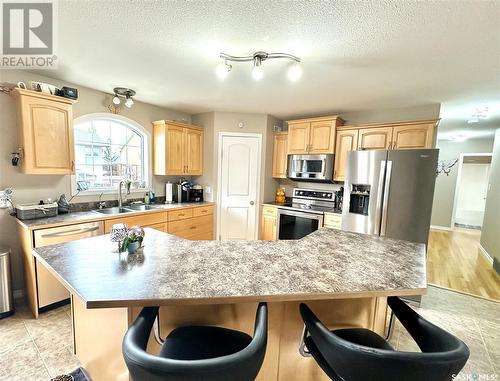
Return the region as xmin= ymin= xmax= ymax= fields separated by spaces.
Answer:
xmin=72 ymin=188 xmax=152 ymax=198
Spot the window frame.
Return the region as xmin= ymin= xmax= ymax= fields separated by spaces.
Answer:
xmin=70 ymin=113 xmax=152 ymax=197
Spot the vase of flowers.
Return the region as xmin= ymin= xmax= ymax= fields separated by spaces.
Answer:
xmin=121 ymin=226 xmax=145 ymax=254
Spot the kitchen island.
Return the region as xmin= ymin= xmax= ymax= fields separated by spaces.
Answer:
xmin=33 ymin=228 xmax=426 ymax=381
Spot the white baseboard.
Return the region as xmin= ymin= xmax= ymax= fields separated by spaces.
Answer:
xmin=430 ymin=225 xmax=453 ymax=231
xmin=478 ymin=244 xmax=494 ymax=264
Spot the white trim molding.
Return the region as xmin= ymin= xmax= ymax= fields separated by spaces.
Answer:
xmin=478 ymin=244 xmax=494 ymax=264
xmin=430 ymin=225 xmax=453 ymax=231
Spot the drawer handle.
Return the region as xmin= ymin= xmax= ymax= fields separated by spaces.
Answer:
xmin=178 ymin=213 xmax=185 ymax=217
xmin=201 ymin=210 xmax=207 ymax=213
xmin=41 ymin=226 xmax=99 ymax=238
xmin=189 ymin=226 xmax=196 ymax=230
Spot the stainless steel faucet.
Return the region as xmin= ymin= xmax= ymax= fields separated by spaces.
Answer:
xmin=98 ymin=192 xmax=106 ymax=209
xmin=118 ymin=180 xmax=130 ymax=208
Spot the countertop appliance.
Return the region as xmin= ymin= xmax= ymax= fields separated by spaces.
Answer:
xmin=341 ymin=149 xmax=439 ymax=245
xmin=187 ymin=188 xmax=203 ymax=202
xmin=287 ymin=154 xmax=334 ymax=183
xmin=274 ymin=188 xmax=338 ymax=240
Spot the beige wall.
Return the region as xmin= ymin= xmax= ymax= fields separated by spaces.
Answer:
xmin=430 ymin=137 xmax=495 ymax=228
xmin=0 ymin=70 xmax=190 ymax=292
xmin=191 ymin=111 xmax=280 ymax=237
xmin=480 ymin=129 xmax=500 ymax=273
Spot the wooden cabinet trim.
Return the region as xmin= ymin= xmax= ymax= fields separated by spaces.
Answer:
xmin=338 ymin=119 xmax=439 ymax=131
xmin=286 ymin=115 xmax=344 ymax=125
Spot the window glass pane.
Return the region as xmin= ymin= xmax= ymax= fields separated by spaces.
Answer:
xmin=74 ymin=122 xmax=93 ymax=143
xmin=110 ymin=123 xmax=129 ymax=146
xmin=127 ymin=130 xmax=142 ymax=147
xmin=74 ymin=118 xmax=147 ymax=192
xmin=92 ymin=121 xmax=111 ymax=144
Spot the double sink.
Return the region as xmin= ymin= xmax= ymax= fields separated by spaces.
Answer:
xmin=94 ymin=204 xmax=162 ymax=215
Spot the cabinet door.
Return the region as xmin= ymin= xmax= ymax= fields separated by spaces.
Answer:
xmin=334 ymin=129 xmax=359 ymax=181
xmin=357 ymin=127 xmax=393 ymax=150
xmin=261 ymin=214 xmax=277 ymax=240
xmin=287 ymin=122 xmax=310 ymax=154
xmin=166 ymin=125 xmax=185 ymax=175
xmin=392 ymin=124 xmax=434 ymax=149
xmin=19 ymin=95 xmax=74 ymax=174
xmin=309 ymin=120 xmax=335 ymax=154
xmin=185 ymin=128 xmax=203 ymax=175
xmin=272 ymin=133 xmax=288 ymax=178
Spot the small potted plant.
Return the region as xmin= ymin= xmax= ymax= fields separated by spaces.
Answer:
xmin=121 ymin=226 xmax=145 ymax=254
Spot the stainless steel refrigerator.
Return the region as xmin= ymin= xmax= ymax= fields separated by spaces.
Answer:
xmin=341 ymin=149 xmax=439 ymax=245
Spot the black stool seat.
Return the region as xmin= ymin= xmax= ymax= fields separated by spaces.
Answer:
xmin=300 ymin=297 xmax=470 ymax=381
xmin=160 ymin=325 xmax=253 ymax=360
xmin=123 ymin=303 xmax=268 ymax=381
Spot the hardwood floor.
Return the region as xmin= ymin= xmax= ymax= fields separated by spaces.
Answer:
xmin=427 ymin=228 xmax=500 ymax=300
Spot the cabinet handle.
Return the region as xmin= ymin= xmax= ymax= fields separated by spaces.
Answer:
xmin=190 ymin=226 xmax=196 ymax=230
xmin=178 ymin=213 xmax=185 ymax=217
xmin=71 ymin=160 xmax=74 ymax=171
xmin=41 ymin=226 xmax=99 ymax=238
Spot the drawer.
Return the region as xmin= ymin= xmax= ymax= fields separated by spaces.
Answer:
xmin=168 ymin=208 xmax=194 ymax=222
xmin=193 ymin=205 xmax=214 ymax=217
xmin=104 ymin=212 xmax=166 ymax=233
xmin=182 ymin=230 xmax=213 ymax=241
xmin=168 ymin=215 xmax=213 ymax=237
xmin=262 ymin=205 xmax=277 ymax=217
xmin=145 ymin=222 xmax=166 ymax=233
xmin=324 ymin=213 xmax=342 ymax=229
xmin=34 ymin=221 xmax=104 ymax=248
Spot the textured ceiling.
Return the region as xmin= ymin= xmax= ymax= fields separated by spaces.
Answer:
xmin=41 ymin=1 xmax=499 ymax=134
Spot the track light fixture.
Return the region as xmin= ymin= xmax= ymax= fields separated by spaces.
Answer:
xmin=217 ymin=51 xmax=302 ymax=81
xmin=108 ymin=87 xmax=136 ymax=114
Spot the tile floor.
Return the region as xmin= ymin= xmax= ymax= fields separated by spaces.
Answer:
xmin=0 ymin=285 xmax=498 ymax=380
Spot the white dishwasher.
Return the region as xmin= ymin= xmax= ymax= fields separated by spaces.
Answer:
xmin=34 ymin=221 xmax=104 ymax=309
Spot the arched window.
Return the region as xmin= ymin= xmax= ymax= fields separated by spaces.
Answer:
xmin=73 ymin=114 xmax=149 ymax=193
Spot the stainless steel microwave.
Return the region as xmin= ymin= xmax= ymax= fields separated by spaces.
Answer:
xmin=287 ymin=154 xmax=334 ymax=182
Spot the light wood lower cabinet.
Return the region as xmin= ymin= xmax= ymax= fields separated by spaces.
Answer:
xmin=19 ymin=204 xmax=215 ymax=318
xmin=104 ymin=212 xmax=166 ymax=233
xmin=167 ymin=205 xmax=214 ymax=240
xmin=261 ymin=206 xmax=277 ymax=240
xmin=324 ymin=213 xmax=342 ymax=230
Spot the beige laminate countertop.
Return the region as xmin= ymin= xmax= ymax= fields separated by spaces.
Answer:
xmin=32 ymin=227 xmax=427 ymax=309
xmin=15 ymin=202 xmax=215 ymax=230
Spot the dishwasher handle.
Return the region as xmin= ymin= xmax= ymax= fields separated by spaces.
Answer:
xmin=40 ymin=225 xmax=100 ymax=238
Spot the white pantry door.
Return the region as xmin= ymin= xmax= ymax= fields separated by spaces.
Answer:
xmin=219 ymin=134 xmax=261 ymax=240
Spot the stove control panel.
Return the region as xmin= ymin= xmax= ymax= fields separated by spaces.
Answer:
xmin=293 ymin=188 xmax=334 ymax=201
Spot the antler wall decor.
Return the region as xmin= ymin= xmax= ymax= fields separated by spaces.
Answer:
xmin=436 ymin=158 xmax=459 ymax=176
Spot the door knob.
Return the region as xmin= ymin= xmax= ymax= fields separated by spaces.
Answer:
xmin=250 ymin=201 xmax=255 ymax=206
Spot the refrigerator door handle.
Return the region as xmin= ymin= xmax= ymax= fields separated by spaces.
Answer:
xmin=380 ymin=161 xmax=393 ymax=236
xmin=374 ymin=160 xmax=387 ymax=236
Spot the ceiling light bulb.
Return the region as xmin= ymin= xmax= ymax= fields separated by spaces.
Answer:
xmin=251 ymin=65 xmax=264 ymax=81
xmin=112 ymin=95 xmax=120 ymax=105
xmin=124 ymin=96 xmax=134 ymax=108
xmin=216 ymin=61 xmax=231 ymax=79
xmin=287 ymin=62 xmax=303 ymax=82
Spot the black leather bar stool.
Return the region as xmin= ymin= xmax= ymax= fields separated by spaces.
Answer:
xmin=300 ymin=297 xmax=469 ymax=381
xmin=122 ymin=303 xmax=267 ymax=381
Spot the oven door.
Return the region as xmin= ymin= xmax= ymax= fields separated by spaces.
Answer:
xmin=277 ymin=209 xmax=324 ymax=240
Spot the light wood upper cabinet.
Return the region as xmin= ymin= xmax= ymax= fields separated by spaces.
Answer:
xmin=357 ymin=127 xmax=393 ymax=150
xmin=287 ymin=122 xmax=310 ymax=154
xmin=153 ymin=120 xmax=203 ymax=176
xmin=392 ymin=124 xmax=435 ymax=150
xmin=272 ymin=132 xmax=288 ymax=178
xmin=185 ymin=128 xmax=203 ymax=175
xmin=309 ymin=120 xmax=336 ymax=153
xmin=334 ymin=129 xmax=359 ymax=182
xmin=166 ymin=125 xmax=185 ymax=175
xmin=14 ymin=89 xmax=75 ymax=175
xmin=286 ymin=116 xmax=344 ymax=154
